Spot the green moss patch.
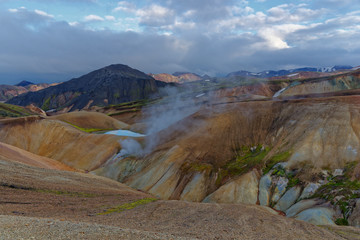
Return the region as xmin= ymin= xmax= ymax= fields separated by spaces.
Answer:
xmin=63 ymin=121 xmax=114 ymax=133
xmin=270 ymin=164 xmax=301 ymax=190
xmin=0 ymin=103 xmax=32 ymax=118
xmin=0 ymin=182 xmax=98 ymax=197
xmin=98 ymin=198 xmax=158 ymax=215
xmin=108 ymin=108 xmax=140 ymax=116
xmin=41 ymin=95 xmax=57 ymax=111
xmin=104 ymin=99 xmax=156 ymax=116
xmin=35 ymin=189 xmax=98 ymax=197
xmin=226 ymin=145 xmax=270 ymax=176
xmin=335 ymin=218 xmax=349 ymax=226
xmin=181 ymin=162 xmax=213 ymax=174
xmin=263 ymin=151 xmax=292 ymax=174
xmin=105 ymin=99 xmax=153 ymax=109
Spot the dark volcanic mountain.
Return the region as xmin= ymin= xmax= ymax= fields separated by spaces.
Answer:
xmin=7 ymin=64 xmax=168 ymax=111
xmin=15 ymin=80 xmax=34 ymax=87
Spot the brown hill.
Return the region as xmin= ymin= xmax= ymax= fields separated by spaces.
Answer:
xmin=151 ymin=72 xmax=203 ymax=83
xmin=49 ymin=111 xmax=129 ymax=131
xmin=149 ymin=73 xmax=180 ymax=83
xmin=0 ymin=116 xmax=122 ymax=170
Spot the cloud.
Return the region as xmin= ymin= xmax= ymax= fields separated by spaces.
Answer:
xmin=137 ymin=4 xmax=175 ymax=27
xmin=257 ymin=24 xmax=309 ymax=50
xmin=1 ymin=1 xmax=360 ymax=84
xmin=267 ymin=4 xmax=325 ymax=23
xmin=83 ymin=14 xmax=104 ymax=22
xmin=113 ymin=1 xmax=136 ymax=13
xmin=34 ymin=9 xmax=54 ymax=18
xmin=105 ymin=15 xmax=116 ymax=21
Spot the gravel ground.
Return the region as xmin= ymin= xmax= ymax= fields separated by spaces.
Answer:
xmin=0 ymin=215 xmax=195 ymax=240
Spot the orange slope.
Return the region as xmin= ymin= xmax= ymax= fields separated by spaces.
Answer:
xmin=0 ymin=141 xmax=77 ymax=171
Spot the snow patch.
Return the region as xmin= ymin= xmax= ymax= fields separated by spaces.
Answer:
xmin=287 ymin=73 xmax=299 ymax=77
xmin=273 ymin=87 xmax=287 ymax=98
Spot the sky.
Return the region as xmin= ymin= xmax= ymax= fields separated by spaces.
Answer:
xmin=1 ymin=0 xmax=360 ymax=84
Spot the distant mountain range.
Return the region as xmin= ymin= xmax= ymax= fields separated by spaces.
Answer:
xmin=3 ymin=63 xmax=359 ymax=112
xmin=7 ymin=64 xmax=169 ymax=111
xmin=0 ymin=82 xmax=60 ymax=102
xmin=227 ymin=65 xmax=353 ymax=78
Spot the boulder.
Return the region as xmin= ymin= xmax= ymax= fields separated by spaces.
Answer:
xmin=286 ymin=199 xmax=325 ymax=217
xmin=203 ymin=170 xmax=259 ymax=204
xmin=259 ymin=174 xmax=272 ymax=206
xmin=294 ymin=207 xmax=336 ymax=225
xmin=271 ymin=177 xmax=289 ymax=204
xmin=274 ymin=186 xmax=302 ymax=212
xmin=299 ymin=183 xmax=321 ymax=200
xmin=332 ymin=168 xmax=343 ymax=177
xmin=348 ymin=199 xmax=360 ymax=227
